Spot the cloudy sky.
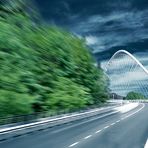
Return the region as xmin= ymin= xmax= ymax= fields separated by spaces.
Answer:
xmin=35 ymin=0 xmax=148 ymax=96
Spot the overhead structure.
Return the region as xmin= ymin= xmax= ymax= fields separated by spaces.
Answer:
xmin=105 ymin=50 xmax=148 ymax=97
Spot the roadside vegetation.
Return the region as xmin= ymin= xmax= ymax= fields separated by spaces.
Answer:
xmin=0 ymin=0 xmax=109 ymax=117
xmin=124 ymin=92 xmax=147 ymax=100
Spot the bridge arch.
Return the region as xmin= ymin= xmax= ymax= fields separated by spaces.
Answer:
xmin=106 ymin=50 xmax=148 ymax=74
xmin=105 ymin=50 xmax=148 ymax=97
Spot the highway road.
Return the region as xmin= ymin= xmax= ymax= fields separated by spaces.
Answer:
xmin=0 ymin=103 xmax=148 ymax=148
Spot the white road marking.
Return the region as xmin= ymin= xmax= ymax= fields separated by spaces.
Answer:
xmin=110 ymin=122 xmax=116 ymax=126
xmin=69 ymin=142 xmax=79 ymax=147
xmin=121 ymin=103 xmax=145 ymax=120
xmin=84 ymin=135 xmax=92 ymax=139
xmin=144 ymin=139 xmax=148 ymax=148
xmin=52 ymin=111 xmax=119 ymax=134
xmin=104 ymin=125 xmax=109 ymax=129
xmin=0 ymin=106 xmax=116 ymax=134
xmin=115 ymin=103 xmax=139 ymax=113
xmin=116 ymin=120 xmax=120 ymax=123
xmin=68 ymin=103 xmax=145 ymax=148
xmin=95 ymin=130 xmax=102 ymax=133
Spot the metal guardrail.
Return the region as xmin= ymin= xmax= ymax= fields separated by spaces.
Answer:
xmin=0 ymin=104 xmax=119 ymax=141
xmin=0 ymin=110 xmax=67 ymax=126
xmin=0 ymin=103 xmax=117 ymax=127
xmin=127 ymin=100 xmax=148 ymax=103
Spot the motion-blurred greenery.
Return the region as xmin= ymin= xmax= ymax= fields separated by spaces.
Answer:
xmin=0 ymin=0 xmax=109 ymax=117
xmin=124 ymin=92 xmax=146 ymax=100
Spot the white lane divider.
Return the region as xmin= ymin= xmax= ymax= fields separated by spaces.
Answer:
xmin=51 ymin=111 xmax=118 ymax=134
xmin=0 ymin=106 xmax=115 ymax=134
xmin=104 ymin=125 xmax=110 ymax=129
xmin=95 ymin=130 xmax=102 ymax=134
xmin=144 ymin=139 xmax=148 ymax=148
xmin=84 ymin=135 xmax=92 ymax=139
xmin=121 ymin=117 xmax=126 ymax=120
xmin=116 ymin=120 xmax=120 ymax=123
xmin=69 ymin=142 xmax=79 ymax=147
xmin=68 ymin=103 xmax=145 ymax=148
xmin=110 ymin=122 xmax=116 ymax=126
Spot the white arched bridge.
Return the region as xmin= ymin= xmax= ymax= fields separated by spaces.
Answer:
xmin=105 ymin=50 xmax=148 ymax=97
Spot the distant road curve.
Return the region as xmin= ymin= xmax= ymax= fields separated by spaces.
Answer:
xmin=0 ymin=103 xmax=148 ymax=148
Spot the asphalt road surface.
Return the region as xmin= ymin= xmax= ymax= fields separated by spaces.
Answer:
xmin=0 ymin=103 xmax=148 ymax=148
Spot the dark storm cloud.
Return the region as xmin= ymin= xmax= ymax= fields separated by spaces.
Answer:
xmin=36 ymin=0 xmax=148 ymax=58
xmin=72 ymin=9 xmax=148 ymax=56
xmin=95 ymin=40 xmax=148 ymax=61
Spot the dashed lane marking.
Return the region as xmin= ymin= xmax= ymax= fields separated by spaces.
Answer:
xmin=110 ymin=122 xmax=116 ymax=126
xmin=69 ymin=142 xmax=79 ymax=147
xmin=144 ymin=139 xmax=148 ymax=148
xmin=68 ymin=103 xmax=145 ymax=148
xmin=95 ymin=130 xmax=102 ymax=134
xmin=104 ymin=125 xmax=110 ymax=129
xmin=84 ymin=135 xmax=92 ymax=139
xmin=116 ymin=120 xmax=120 ymax=123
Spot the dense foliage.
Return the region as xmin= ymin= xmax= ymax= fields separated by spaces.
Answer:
xmin=0 ymin=0 xmax=109 ymax=117
xmin=124 ymin=92 xmax=146 ymax=100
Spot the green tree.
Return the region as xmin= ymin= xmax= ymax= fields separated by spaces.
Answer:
xmin=0 ymin=0 xmax=109 ymax=117
xmin=46 ymin=77 xmax=91 ymax=111
xmin=124 ymin=92 xmax=146 ymax=100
